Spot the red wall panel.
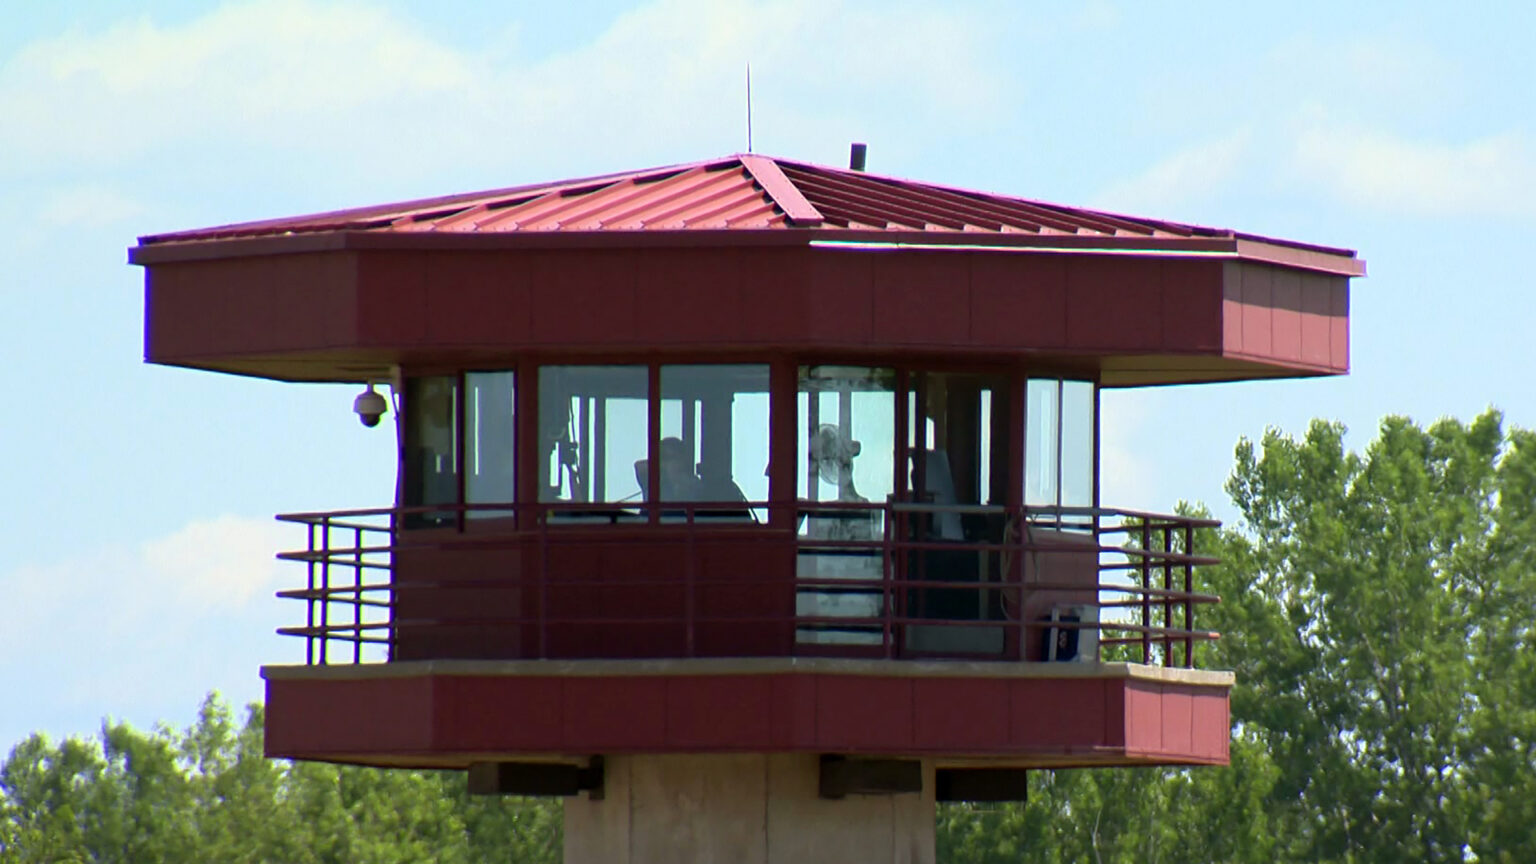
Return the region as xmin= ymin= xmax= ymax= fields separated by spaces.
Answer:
xmin=1065 ymin=258 xmax=1162 ymax=351
xmin=266 ymin=669 xmax=1231 ymax=764
xmin=357 ymin=252 xmax=427 ymax=345
xmin=968 ymin=254 xmax=1070 ymax=350
xmin=1221 ymin=263 xmax=1349 ymax=372
xmin=633 ymin=248 xmax=742 ymax=345
xmin=1272 ymin=270 xmax=1303 ymax=362
xmin=1239 ymin=265 xmax=1273 ymax=356
xmin=146 ymin=244 xmax=1341 ymax=381
xmin=147 ymin=252 xmax=357 ymax=361
xmin=1160 ymin=685 xmax=1194 ymax=756
xmin=562 ymin=676 xmax=669 ymax=749
xmin=424 ymin=252 xmax=533 ymax=346
xmin=801 ymin=252 xmax=874 ymax=344
xmin=734 ymin=248 xmax=808 ymax=344
xmin=1123 ymin=682 xmax=1163 ymax=754
xmin=769 ymin=674 xmax=819 ymax=749
xmin=435 ymin=675 xmax=564 ymax=751
xmin=1330 ymin=281 xmax=1350 ymax=369
xmin=1159 ymin=259 xmax=1224 ymax=351
xmin=1299 ymin=273 xmax=1332 ymax=367
xmin=1102 ymin=676 xmax=1127 ymax=747
xmin=912 ymin=678 xmax=1011 ymax=750
xmin=1221 ymin=263 xmax=1245 ymax=353
xmin=666 ymin=676 xmax=775 ymax=748
xmin=526 ymin=250 xmax=639 ymax=347
xmin=815 ymin=676 xmax=914 ymax=750
xmin=393 ymin=531 xmax=798 ymax=662
xmin=393 ymin=540 xmax=526 ymax=661
xmin=265 ymin=676 xmax=433 ymax=755
xmin=1008 ymin=678 xmax=1106 ymax=750
xmin=1190 ymin=688 xmax=1230 ymax=762
xmin=870 ymin=252 xmax=970 ymax=346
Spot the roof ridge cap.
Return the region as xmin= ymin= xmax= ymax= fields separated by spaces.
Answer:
xmin=738 ymin=154 xmax=823 ymax=226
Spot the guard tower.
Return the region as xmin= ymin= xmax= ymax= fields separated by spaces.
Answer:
xmin=132 ymin=152 xmax=1362 ymax=863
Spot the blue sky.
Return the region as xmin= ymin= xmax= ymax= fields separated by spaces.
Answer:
xmin=2 ymin=0 xmax=1533 ymax=749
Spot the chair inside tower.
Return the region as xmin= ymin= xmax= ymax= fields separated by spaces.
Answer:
xmin=903 ymin=371 xmax=1013 ymax=655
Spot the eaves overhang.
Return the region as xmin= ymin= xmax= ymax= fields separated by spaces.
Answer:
xmin=129 ymin=226 xmax=1363 ymax=277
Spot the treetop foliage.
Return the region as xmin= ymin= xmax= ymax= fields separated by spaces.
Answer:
xmin=0 ymin=696 xmax=559 ymax=864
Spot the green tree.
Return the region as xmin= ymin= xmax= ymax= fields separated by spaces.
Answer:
xmin=1201 ymin=411 xmax=1535 ymax=863
xmin=1 ymin=695 xmax=562 ymax=863
xmin=939 ymin=411 xmax=1535 ymax=863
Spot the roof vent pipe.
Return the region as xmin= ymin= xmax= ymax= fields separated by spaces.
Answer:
xmin=849 ymin=143 xmax=867 ymax=171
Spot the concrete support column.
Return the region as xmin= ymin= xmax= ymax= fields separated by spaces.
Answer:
xmin=564 ymin=754 xmax=936 ymax=864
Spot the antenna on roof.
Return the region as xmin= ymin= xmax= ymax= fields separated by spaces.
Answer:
xmin=745 ymin=62 xmax=754 ymax=153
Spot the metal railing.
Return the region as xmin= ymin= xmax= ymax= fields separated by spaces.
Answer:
xmin=274 ymin=502 xmax=1220 ymax=667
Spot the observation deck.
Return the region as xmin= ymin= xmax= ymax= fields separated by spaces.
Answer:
xmin=132 ymin=152 xmax=1360 ymax=836
xmin=275 ymin=502 xmax=1218 ymax=667
xmin=262 ymin=499 xmax=1231 ymax=770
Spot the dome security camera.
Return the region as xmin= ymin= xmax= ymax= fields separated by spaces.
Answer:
xmin=353 ymin=383 xmax=387 ymax=428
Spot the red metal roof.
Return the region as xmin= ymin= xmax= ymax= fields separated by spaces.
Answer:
xmin=136 ymin=154 xmax=1360 ymax=268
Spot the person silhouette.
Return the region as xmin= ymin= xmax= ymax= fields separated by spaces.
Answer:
xmin=658 ymin=436 xmax=707 ymax=501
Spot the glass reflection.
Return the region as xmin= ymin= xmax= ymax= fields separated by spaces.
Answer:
xmin=1024 ymin=379 xmax=1060 ymax=507
xmin=465 ymin=371 xmax=515 ymax=518
xmin=658 ymin=365 xmax=770 ymax=521
xmin=795 ymin=366 xmax=895 ymax=645
xmin=1060 ymin=380 xmax=1094 ymax=509
xmin=404 ymin=376 xmax=457 ymax=527
xmin=538 ymin=366 xmax=648 ymax=511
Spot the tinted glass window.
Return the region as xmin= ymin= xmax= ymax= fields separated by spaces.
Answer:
xmin=1024 ymin=377 xmax=1095 ymax=515
xmin=465 ymin=371 xmax=515 ymax=518
xmin=538 ymin=366 xmax=649 ymax=506
xmin=659 ymin=365 xmax=770 ymax=520
xmin=404 ymin=376 xmax=458 ymax=525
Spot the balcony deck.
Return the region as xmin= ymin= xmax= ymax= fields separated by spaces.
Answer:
xmin=264 ymin=502 xmax=1230 ymax=767
xmin=262 ymin=657 xmax=1232 ymax=769
xmin=275 ymin=502 xmax=1219 ymax=668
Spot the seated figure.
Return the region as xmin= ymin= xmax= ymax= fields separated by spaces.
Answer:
xmin=635 ymin=436 xmax=707 ymax=501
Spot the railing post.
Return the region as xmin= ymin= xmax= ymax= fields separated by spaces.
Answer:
xmin=1162 ymin=523 xmax=1173 ymax=668
xmin=319 ymin=516 xmax=332 ymax=665
xmin=1183 ymin=522 xmax=1195 ymax=668
xmin=1139 ymin=521 xmax=1151 ymax=665
xmin=353 ymin=525 xmax=363 ymax=665
xmin=1091 ymin=508 xmax=1102 ymax=663
xmin=388 ymin=510 xmax=397 ymax=663
xmin=305 ymin=521 xmax=316 ymax=666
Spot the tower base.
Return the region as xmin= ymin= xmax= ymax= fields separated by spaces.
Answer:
xmin=564 ymin=754 xmax=936 ymax=864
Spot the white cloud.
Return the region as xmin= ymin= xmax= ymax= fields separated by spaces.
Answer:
xmin=0 ymin=515 xmax=295 ymax=658
xmin=1095 ymin=129 xmax=1253 ymax=215
xmin=0 ymin=0 xmax=473 ymax=165
xmin=1095 ymin=117 xmax=1535 ymax=226
xmin=1292 ymin=124 xmax=1536 ymax=218
xmin=0 ymin=0 xmax=1003 ymax=180
xmin=141 ymin=514 xmax=296 ymax=608
xmin=0 ymin=515 xmax=304 ymax=743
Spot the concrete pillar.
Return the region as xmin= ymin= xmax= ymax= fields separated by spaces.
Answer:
xmin=564 ymin=754 xmax=935 ymax=864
